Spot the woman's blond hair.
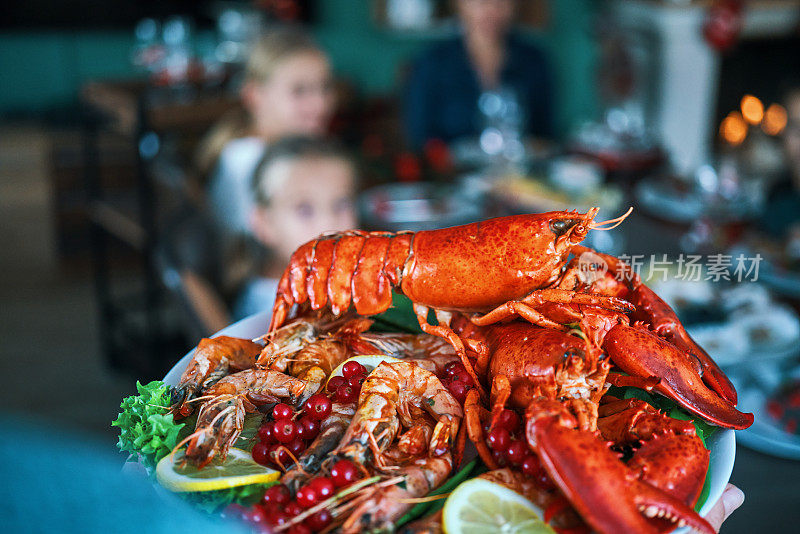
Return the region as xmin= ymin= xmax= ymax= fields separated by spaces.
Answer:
xmin=195 ymin=27 xmax=323 ymax=178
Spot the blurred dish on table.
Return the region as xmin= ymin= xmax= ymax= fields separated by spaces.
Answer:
xmin=646 ymin=277 xmax=800 ymax=368
xmin=730 ymin=369 xmax=800 ymax=460
xmin=358 ymin=182 xmax=484 ymax=232
xmin=449 ymin=136 xmax=554 ymax=169
xmin=635 ymin=168 xmax=764 ymax=224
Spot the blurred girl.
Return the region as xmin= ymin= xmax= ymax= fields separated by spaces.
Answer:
xmin=199 ymin=27 xmax=336 ymax=236
xmin=232 ymin=136 xmax=357 ymax=319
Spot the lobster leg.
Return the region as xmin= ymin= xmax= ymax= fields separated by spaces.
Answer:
xmin=464 ymin=389 xmax=500 ymax=469
xmin=526 ymin=399 xmax=715 ymax=534
xmin=470 ymin=289 xmax=633 ymax=327
xmin=603 ymin=323 xmax=753 ymax=429
xmin=413 ymin=305 xmax=488 ymax=399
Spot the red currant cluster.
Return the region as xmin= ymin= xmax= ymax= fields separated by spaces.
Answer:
xmin=485 ymin=408 xmax=554 ymax=489
xmin=227 ymin=459 xmax=362 ymax=533
xmin=251 ymin=394 xmax=332 ymax=468
xmin=325 ymin=361 xmax=368 ymax=403
xmin=440 ymin=361 xmax=475 ymax=404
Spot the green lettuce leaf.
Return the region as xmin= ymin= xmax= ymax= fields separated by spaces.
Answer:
xmin=369 ymin=291 xmax=427 ymax=334
xmin=112 ymin=380 xmax=185 ymax=473
xmin=178 ymin=481 xmax=280 ymax=514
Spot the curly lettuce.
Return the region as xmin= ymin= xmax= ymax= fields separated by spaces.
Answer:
xmin=113 ymin=380 xmax=185 ymax=473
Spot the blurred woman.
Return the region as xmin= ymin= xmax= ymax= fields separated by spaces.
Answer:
xmin=403 ymin=0 xmax=553 ymax=150
xmin=198 ymin=27 xmax=336 ymax=236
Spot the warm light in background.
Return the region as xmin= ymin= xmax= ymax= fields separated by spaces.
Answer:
xmin=762 ymin=103 xmax=788 ymax=136
xmin=720 ymin=112 xmax=748 ymax=145
xmin=740 ymin=94 xmax=764 ymax=125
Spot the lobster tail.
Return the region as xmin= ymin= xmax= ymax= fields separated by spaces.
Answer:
xmin=270 ymin=232 xmax=414 ymax=332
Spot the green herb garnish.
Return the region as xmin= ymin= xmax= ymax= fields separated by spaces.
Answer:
xmin=113 ymin=380 xmax=185 ymax=473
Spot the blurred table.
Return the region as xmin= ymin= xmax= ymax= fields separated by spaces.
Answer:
xmin=726 ymin=446 xmax=800 ymax=532
xmin=81 ymin=79 xmax=237 ymax=375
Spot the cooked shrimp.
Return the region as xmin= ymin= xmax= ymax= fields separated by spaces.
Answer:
xmin=357 ymin=332 xmax=455 ymax=359
xmin=172 ymin=336 xmax=262 ymax=417
xmin=399 ymin=509 xmax=443 ymax=534
xmin=281 ymin=401 xmax=357 ymax=492
xmin=180 ymin=394 xmax=246 ymax=468
xmin=342 ymin=452 xmax=454 ymax=533
xmin=176 ymin=368 xmax=311 ymax=468
xmin=205 ymin=368 xmax=311 ymax=407
xmin=257 ymin=312 xmax=361 ymax=370
xmin=335 ymin=361 xmax=462 ymax=466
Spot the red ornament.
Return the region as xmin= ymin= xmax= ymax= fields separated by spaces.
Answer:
xmin=703 ymin=0 xmax=743 ymax=52
xmin=395 ymin=153 xmax=422 ymax=182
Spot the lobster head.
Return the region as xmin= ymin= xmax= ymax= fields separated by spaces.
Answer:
xmin=506 ymin=207 xmax=632 ymax=288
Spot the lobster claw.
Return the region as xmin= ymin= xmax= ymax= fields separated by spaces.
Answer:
xmin=526 ymin=401 xmax=716 ymax=534
xmin=603 ymin=323 xmax=754 ymax=429
xmin=629 ymin=282 xmax=739 ymax=405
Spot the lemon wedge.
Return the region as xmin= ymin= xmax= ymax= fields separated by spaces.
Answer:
xmin=156 ymin=447 xmax=280 ymax=493
xmin=327 ymin=355 xmax=402 ymax=384
xmin=443 ymin=478 xmax=555 ymax=534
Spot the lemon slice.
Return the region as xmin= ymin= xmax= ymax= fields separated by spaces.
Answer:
xmin=327 ymin=354 xmax=402 ymax=384
xmin=156 ymin=447 xmax=279 ymax=492
xmin=443 ymin=478 xmax=555 ymax=534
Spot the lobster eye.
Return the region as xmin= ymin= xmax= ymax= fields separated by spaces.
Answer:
xmin=550 ymin=218 xmax=580 ymax=237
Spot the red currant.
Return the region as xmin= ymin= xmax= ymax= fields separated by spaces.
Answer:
xmin=444 ymin=361 xmax=463 ymax=377
xmin=487 ymin=427 xmax=511 ymax=451
xmin=497 ymin=409 xmax=520 ymax=433
xmin=262 ymin=484 xmax=290 ymax=507
xmin=266 ymin=510 xmax=290 ymax=527
xmin=454 ymin=368 xmax=473 ymax=385
xmin=244 ymin=505 xmax=267 ymax=524
xmin=347 ymin=375 xmax=366 ymax=390
xmin=330 ymin=459 xmax=360 ymax=488
xmin=506 ymin=440 xmax=527 ymax=465
xmin=296 ymin=485 xmax=319 ymax=508
xmin=342 ymin=361 xmax=366 ymax=379
xmin=327 ymin=375 xmax=346 ymax=393
xmin=273 ymin=420 xmax=298 ymax=444
xmin=288 ymin=524 xmax=311 ymax=534
xmin=269 ymin=444 xmax=291 ymax=467
xmin=258 ymin=424 xmax=276 ymax=444
xmin=285 ymin=501 xmax=303 ymax=517
xmin=492 ymin=448 xmax=507 ymax=467
xmin=305 ymin=509 xmax=332 ymax=530
xmin=287 ymin=438 xmax=305 ymax=457
xmin=447 ymin=380 xmax=469 ymax=404
xmin=304 ymin=394 xmax=332 ymax=421
xmin=521 ymin=454 xmax=540 ymax=477
xmin=251 ymin=442 xmax=271 ymax=466
xmin=272 ymin=403 xmax=293 ymax=421
xmin=297 ymin=416 xmax=319 ymax=441
xmin=309 ymin=477 xmax=335 ymax=500
xmin=335 ymin=385 xmax=357 ymax=403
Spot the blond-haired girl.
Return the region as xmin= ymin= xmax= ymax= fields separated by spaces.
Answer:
xmin=200 ymin=26 xmax=336 ymax=235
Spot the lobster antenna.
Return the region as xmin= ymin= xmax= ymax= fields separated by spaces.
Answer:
xmin=589 ymin=207 xmax=633 ymax=231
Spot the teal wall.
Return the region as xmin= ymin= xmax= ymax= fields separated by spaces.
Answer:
xmin=0 ymin=0 xmax=598 ymax=134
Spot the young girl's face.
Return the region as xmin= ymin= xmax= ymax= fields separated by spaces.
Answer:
xmin=251 ymin=156 xmax=357 ymax=265
xmin=246 ymin=51 xmax=335 ymax=140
